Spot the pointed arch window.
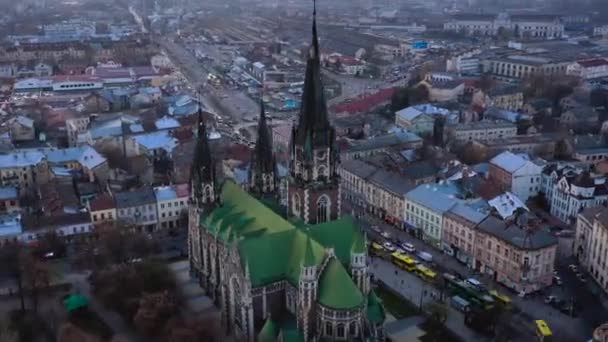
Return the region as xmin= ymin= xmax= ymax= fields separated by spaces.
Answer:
xmin=203 ymin=185 xmax=212 ymax=203
xmin=317 ymin=195 xmax=330 ymax=223
xmin=292 ymin=193 xmax=301 ymax=216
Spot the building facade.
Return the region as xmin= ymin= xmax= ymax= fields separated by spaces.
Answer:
xmin=154 ymin=184 xmax=189 ymax=230
xmin=489 ymin=151 xmax=543 ymax=201
xmin=567 ymin=59 xmax=608 ymax=80
xmin=444 ymin=13 xmax=564 ymax=38
xmin=451 ymin=121 xmax=517 ymax=143
xmin=575 ymin=207 xmax=608 ymax=295
xmin=115 ymin=187 xmax=158 ymax=232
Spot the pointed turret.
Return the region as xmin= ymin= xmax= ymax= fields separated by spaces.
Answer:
xmin=249 ymin=99 xmax=277 ymax=196
xmin=303 ymin=235 xmax=316 ymax=268
xmin=351 ymin=232 xmax=369 ymax=294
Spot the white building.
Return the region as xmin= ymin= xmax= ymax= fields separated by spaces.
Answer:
xmin=446 ymin=50 xmax=481 ymax=75
xmin=450 ymin=121 xmax=517 ymax=143
xmin=549 ymin=171 xmax=608 ymax=223
xmin=594 ymin=25 xmax=608 ymax=37
xmin=489 ymin=152 xmax=543 ymax=202
xmin=115 ymin=187 xmax=158 ymax=232
xmin=154 ymin=184 xmax=189 ymax=230
xmin=444 ymin=13 xmax=564 ymax=39
xmin=575 ymin=207 xmax=608 ymax=294
xmin=566 ymin=59 xmax=608 ymax=80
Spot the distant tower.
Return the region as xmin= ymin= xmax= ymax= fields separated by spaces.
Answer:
xmin=248 ymin=100 xmax=278 ymax=197
xmin=288 ymin=2 xmax=341 ymax=224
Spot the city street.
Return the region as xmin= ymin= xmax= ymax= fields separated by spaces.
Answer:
xmin=370 ymin=258 xmax=491 ymax=342
xmin=352 ymin=206 xmax=596 ymax=341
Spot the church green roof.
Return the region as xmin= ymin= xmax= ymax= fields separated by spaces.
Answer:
xmin=366 ymin=290 xmax=386 ymax=324
xmin=202 ymin=181 xmax=294 ymax=241
xmin=351 ymin=230 xmax=366 ymax=254
xmin=318 ymin=257 xmax=364 ymax=310
xmin=258 ymin=317 xmax=279 ymax=342
xmin=306 ymin=215 xmax=361 ymax=264
xmin=303 ymin=235 xmax=316 ymax=267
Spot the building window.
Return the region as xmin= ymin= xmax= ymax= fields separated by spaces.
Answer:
xmin=292 ymin=193 xmax=301 ymax=216
xmin=337 ymin=324 xmax=345 ymax=338
xmin=325 ymin=322 xmax=333 ymax=337
xmin=349 ymin=322 xmax=357 ymax=336
xmin=317 ymin=195 xmax=331 ymax=223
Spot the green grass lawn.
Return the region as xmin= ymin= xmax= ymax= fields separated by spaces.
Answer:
xmin=374 ymin=284 xmax=420 ymax=319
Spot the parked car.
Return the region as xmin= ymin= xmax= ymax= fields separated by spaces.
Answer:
xmin=372 ymin=225 xmax=381 ymax=233
xmin=402 ymin=242 xmax=416 ymax=254
xmin=381 ymin=231 xmax=391 ymax=239
xmin=545 ymin=295 xmax=557 ymax=304
xmin=577 ymin=273 xmax=587 ymax=283
xmin=568 ymin=264 xmax=578 ymax=272
xmin=553 ymin=275 xmax=562 ymax=286
xmin=383 ymin=241 xmax=396 ymax=252
xmin=417 ymin=251 xmax=433 ymax=263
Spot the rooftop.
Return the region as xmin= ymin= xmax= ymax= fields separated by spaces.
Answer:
xmin=0 ymin=186 xmax=18 ymax=200
xmin=43 ymin=145 xmax=106 ymax=170
xmin=0 ymin=151 xmax=45 ymax=168
xmin=114 ymin=187 xmax=156 ymax=208
xmin=477 ymin=216 xmax=557 ymax=250
xmin=488 ymin=192 xmax=529 ymax=219
xmin=132 ymin=131 xmax=178 ymax=154
xmin=454 ymin=120 xmax=516 ymax=131
xmin=490 ymin=151 xmax=528 ymax=173
xmin=89 ymin=193 xmax=115 ymax=212
xmin=396 ymin=104 xmax=453 ymax=122
xmin=0 ymin=213 xmax=22 ymax=237
xmin=405 ymin=182 xmax=463 ymax=214
xmin=154 ymin=184 xmax=189 ymax=202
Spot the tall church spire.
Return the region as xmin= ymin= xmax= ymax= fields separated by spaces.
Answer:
xmin=294 ymin=0 xmax=331 ymax=146
xmin=249 ymin=99 xmax=277 ymax=196
xmin=191 ymin=107 xmax=217 ymax=208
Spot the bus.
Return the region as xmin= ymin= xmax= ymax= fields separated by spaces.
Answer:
xmin=370 ymin=242 xmax=384 ymax=256
xmin=534 ymin=320 xmax=553 ymax=342
xmin=490 ymin=290 xmax=512 ymax=309
xmin=444 ymin=274 xmax=494 ymax=310
xmin=391 ymin=252 xmax=418 ymax=272
xmin=415 ymin=264 xmax=437 ymax=283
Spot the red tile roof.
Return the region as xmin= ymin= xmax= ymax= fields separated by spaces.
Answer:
xmin=578 ymin=59 xmax=608 ymax=68
xmin=90 ymin=193 xmax=115 ymax=211
xmin=330 ymin=88 xmax=395 ymax=115
xmin=174 ymin=183 xmax=190 ymax=198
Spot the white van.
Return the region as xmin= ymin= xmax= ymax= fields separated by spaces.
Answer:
xmin=417 ymin=251 xmax=433 ymax=263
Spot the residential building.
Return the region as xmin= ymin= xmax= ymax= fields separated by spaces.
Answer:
xmin=0 ymin=151 xmax=51 ymax=194
xmin=475 ymin=86 xmax=524 ymax=111
xmin=442 ymin=203 xmax=489 ymax=267
xmin=559 ymin=105 xmax=598 ymax=129
xmin=154 ymin=184 xmax=189 ymax=230
xmin=44 ymin=145 xmax=109 ymax=183
xmin=450 ymin=121 xmax=517 ymax=143
xmin=0 ymin=213 xmax=22 ymax=245
xmin=476 ymin=133 xmax=558 ymax=157
xmin=8 ymin=116 xmax=35 ymax=142
xmin=339 ymin=159 xmax=414 ymax=226
xmin=419 ymin=73 xmax=465 ymax=102
xmin=404 ymin=182 xmax=464 ymax=248
xmin=548 ymin=170 xmax=608 ymax=223
xmin=115 ymin=187 xmax=158 ymax=232
xmin=476 ymin=215 xmax=557 ymax=294
xmin=188 ymin=13 xmax=385 ymax=341
xmin=65 ymin=116 xmax=90 ymax=147
xmin=575 ymin=207 xmax=608 ymax=295
xmin=342 ymin=131 xmax=422 ymax=160
xmin=0 ymin=186 xmax=19 ymax=214
xmin=594 ymin=25 xmax=608 ymax=37
xmin=130 ymin=131 xmax=178 ymax=160
xmin=395 ymin=104 xmax=456 ymax=135
xmin=567 ymin=59 xmax=608 ymax=80
xmin=444 ymin=13 xmax=564 ymax=38
xmin=446 ymin=50 xmax=481 ymax=75
xmin=489 ymin=151 xmax=543 ymax=201
xmin=21 ymin=213 xmax=93 ymax=244
xmin=572 ymin=135 xmax=608 ymax=165
xmin=88 ymin=193 xmax=116 ymax=226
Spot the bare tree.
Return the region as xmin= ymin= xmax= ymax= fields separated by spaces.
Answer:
xmin=0 ymin=243 xmax=26 ymax=312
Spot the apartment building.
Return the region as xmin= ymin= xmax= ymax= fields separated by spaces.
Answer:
xmin=395 ymin=104 xmax=456 ymax=135
xmin=548 ymin=171 xmax=608 ymax=223
xmin=0 ymin=186 xmax=19 ymax=214
xmin=153 ymin=184 xmax=189 ymax=230
xmin=339 ymin=159 xmax=414 ymax=226
xmin=404 ymin=182 xmax=466 ymax=248
xmin=65 ymin=116 xmax=90 ymax=147
xmin=88 ymin=193 xmax=116 ymax=226
xmin=450 ymin=121 xmax=517 ymax=143
xmin=115 ymin=187 xmax=158 ymax=232
xmin=476 ymin=216 xmax=557 ymax=294
xmin=575 ymin=207 xmax=608 ymax=295
xmin=442 ymin=203 xmax=488 ymax=266
xmin=489 ymin=151 xmax=544 ymax=201
xmin=477 ymin=133 xmax=558 ymax=157
xmin=567 ymin=59 xmax=608 ymax=80
xmin=0 ymin=151 xmax=51 ymax=195
xmin=486 ymin=86 xmax=524 ymax=111
xmin=342 ymin=131 xmax=422 ymax=160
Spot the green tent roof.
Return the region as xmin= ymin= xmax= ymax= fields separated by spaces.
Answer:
xmin=258 ymin=317 xmax=279 ymax=342
xmin=366 ymin=290 xmax=386 ymax=324
xmin=306 ymin=215 xmax=362 ymax=264
xmin=64 ymin=294 xmax=89 ymax=312
xmin=318 ymin=257 xmax=363 ymax=310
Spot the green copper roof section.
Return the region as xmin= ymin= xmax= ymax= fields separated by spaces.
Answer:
xmin=201 ymin=181 xmax=294 ymax=239
xmin=279 ymin=317 xmax=304 ymax=342
xmin=366 ymin=290 xmax=386 ymax=324
xmin=258 ymin=317 xmax=279 ymax=342
xmin=306 ymin=215 xmax=362 ymax=265
xmin=351 ymin=230 xmax=366 ymax=254
xmin=318 ymin=257 xmax=364 ymax=310
xmin=303 ymin=235 xmax=316 ymax=267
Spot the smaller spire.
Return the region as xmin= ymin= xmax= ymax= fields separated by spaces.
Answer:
xmin=310 ymin=0 xmax=320 ymax=60
xmin=303 ymin=235 xmax=316 ymax=267
xmin=351 ymin=232 xmax=366 ymax=255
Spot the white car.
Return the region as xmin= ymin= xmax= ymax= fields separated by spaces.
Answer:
xmin=381 ymin=231 xmax=391 ymax=239
xmin=402 ymin=243 xmax=416 ymax=254
xmin=383 ymin=242 xmax=396 ymax=252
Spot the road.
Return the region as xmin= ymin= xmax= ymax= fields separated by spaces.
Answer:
xmin=370 ymin=257 xmax=491 ymax=341
xmin=355 ymin=208 xmax=598 ymax=341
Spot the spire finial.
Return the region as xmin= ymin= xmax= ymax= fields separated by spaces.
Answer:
xmin=310 ymin=0 xmax=319 ymax=59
